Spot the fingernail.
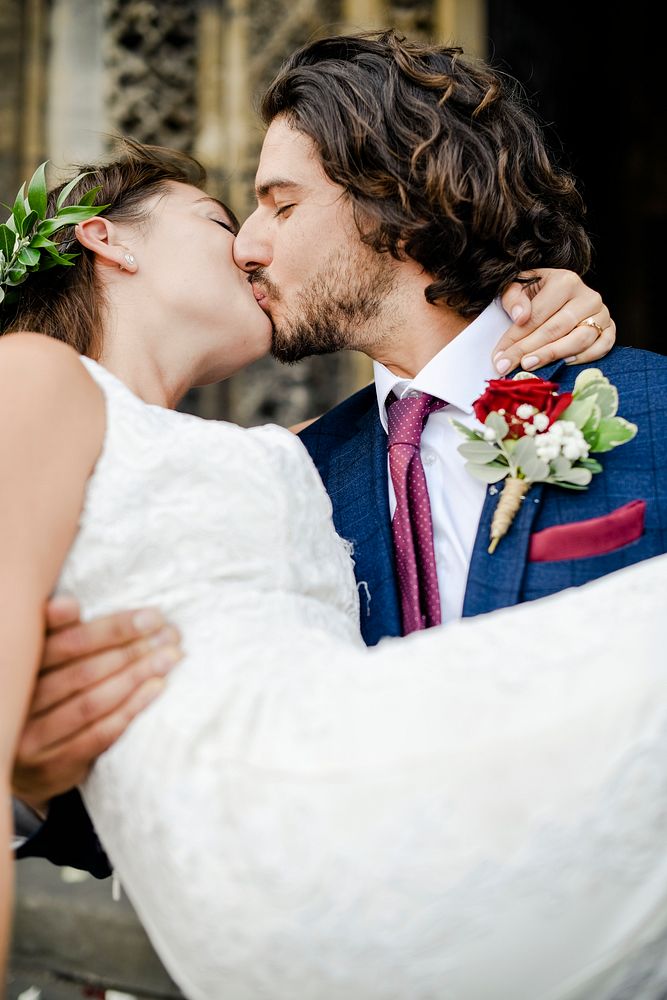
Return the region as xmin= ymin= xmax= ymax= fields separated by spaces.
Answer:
xmin=495 ymin=358 xmax=512 ymax=375
xmin=133 ymin=609 xmax=164 ymax=634
xmin=149 ymin=625 xmax=180 ymax=648
xmin=564 ymin=355 xmax=578 ymax=364
xmin=152 ymin=646 xmax=182 ymax=673
xmin=522 ymin=355 xmax=540 ymax=370
xmin=493 ymin=351 xmax=504 ymax=363
xmin=140 ymin=677 xmax=167 ymax=701
xmin=511 ymin=305 xmax=523 ymax=322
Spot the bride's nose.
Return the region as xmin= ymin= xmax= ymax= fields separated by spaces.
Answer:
xmin=233 ymin=212 xmax=272 ymax=273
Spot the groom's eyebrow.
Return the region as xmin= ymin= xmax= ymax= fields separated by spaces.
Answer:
xmin=255 ymin=178 xmax=302 ymax=200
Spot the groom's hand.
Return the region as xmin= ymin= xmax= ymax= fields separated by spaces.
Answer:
xmin=494 ymin=269 xmax=616 ymax=375
xmin=12 ymin=595 xmax=182 ymax=813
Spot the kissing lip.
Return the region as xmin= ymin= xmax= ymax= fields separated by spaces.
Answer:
xmin=251 ymin=283 xmax=270 ymax=309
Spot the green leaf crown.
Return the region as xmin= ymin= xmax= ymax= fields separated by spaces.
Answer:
xmin=0 ymin=162 xmax=109 ymax=308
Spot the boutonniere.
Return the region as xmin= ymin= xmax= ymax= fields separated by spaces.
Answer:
xmin=452 ymin=369 xmax=638 ymax=553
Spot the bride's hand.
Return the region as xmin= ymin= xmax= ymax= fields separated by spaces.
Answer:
xmin=12 ymin=597 xmax=182 ymax=811
xmin=495 ymin=269 xmax=616 ymax=375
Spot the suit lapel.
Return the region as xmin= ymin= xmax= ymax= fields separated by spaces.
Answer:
xmin=329 ymin=408 xmax=401 ymax=643
xmin=462 ymin=359 xmax=566 ymax=616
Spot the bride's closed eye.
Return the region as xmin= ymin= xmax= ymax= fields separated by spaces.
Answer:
xmin=213 ymin=219 xmax=236 ymax=235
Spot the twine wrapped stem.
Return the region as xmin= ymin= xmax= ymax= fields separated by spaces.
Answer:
xmin=488 ymin=477 xmax=531 ymax=553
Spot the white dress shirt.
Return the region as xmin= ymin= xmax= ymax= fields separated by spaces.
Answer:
xmin=373 ymin=299 xmax=511 ymax=622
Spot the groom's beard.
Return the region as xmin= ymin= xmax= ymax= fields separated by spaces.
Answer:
xmin=253 ymin=248 xmax=396 ymax=364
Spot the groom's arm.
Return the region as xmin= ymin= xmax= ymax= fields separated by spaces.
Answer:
xmin=13 ymin=596 xmax=181 ymax=874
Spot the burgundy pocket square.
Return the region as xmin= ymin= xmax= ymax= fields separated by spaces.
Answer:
xmin=528 ymin=499 xmax=646 ymax=563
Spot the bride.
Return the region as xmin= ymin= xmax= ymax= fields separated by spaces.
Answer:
xmin=2 ymin=142 xmax=666 ymax=1000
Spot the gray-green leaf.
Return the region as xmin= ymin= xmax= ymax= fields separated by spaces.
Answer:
xmin=552 ymin=466 xmax=593 ymax=486
xmin=485 ymin=411 xmax=509 ymax=439
xmin=513 ymin=436 xmax=537 ymax=469
xmin=589 ymin=416 xmax=638 ymax=453
xmin=560 ymin=396 xmax=597 ymax=430
xmin=550 ymin=455 xmax=573 ymax=476
xmin=573 ymin=368 xmax=606 ymax=395
xmin=458 ymin=440 xmax=500 ymax=464
xmin=450 ymin=418 xmax=480 ymax=441
xmin=521 ymin=453 xmax=550 ymax=482
xmin=464 ymin=462 xmax=509 ymax=484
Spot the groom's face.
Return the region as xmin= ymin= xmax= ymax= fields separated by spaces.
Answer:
xmin=234 ymin=117 xmax=397 ymax=363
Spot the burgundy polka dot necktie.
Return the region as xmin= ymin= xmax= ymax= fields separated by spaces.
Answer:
xmin=387 ymin=391 xmax=445 ymax=635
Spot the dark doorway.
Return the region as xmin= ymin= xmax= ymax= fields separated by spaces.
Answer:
xmin=487 ymin=2 xmax=665 ymax=354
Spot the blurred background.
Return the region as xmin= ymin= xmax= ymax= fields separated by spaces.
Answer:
xmin=3 ymin=2 xmax=663 ymax=997
xmin=1 ymin=0 xmax=663 ymax=431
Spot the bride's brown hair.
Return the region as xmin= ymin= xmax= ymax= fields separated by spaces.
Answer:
xmin=0 ymin=139 xmax=220 ymax=358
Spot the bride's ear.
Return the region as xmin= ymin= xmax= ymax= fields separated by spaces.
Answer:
xmin=74 ymin=218 xmax=137 ymax=272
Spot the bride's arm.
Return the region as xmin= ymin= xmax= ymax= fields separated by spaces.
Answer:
xmin=0 ymin=333 xmax=104 ymax=974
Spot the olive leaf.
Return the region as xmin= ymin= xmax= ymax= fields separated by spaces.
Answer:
xmin=26 ymin=162 xmax=48 ymax=218
xmin=0 ymin=223 xmax=16 ymax=260
xmin=0 ymin=161 xmax=109 ymax=310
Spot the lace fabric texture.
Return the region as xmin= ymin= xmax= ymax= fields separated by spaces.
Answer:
xmin=56 ymin=358 xmax=667 ymax=1000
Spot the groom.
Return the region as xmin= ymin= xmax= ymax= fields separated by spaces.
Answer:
xmin=234 ymin=32 xmax=667 ymax=644
xmin=14 ymin=33 xmax=666 ymax=874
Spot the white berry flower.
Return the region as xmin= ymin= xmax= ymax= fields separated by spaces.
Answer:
xmin=534 ymin=420 xmax=589 ymax=465
xmin=532 ymin=413 xmax=550 ymax=432
xmin=535 ymin=438 xmax=560 ymax=462
xmin=483 ymin=427 xmax=497 ymax=441
xmin=562 ymin=427 xmax=589 ymax=461
xmin=523 ymin=423 xmax=537 ymax=436
xmin=516 ymin=403 xmax=537 ymax=420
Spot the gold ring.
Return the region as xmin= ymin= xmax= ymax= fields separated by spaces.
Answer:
xmin=581 ymin=317 xmax=605 ymax=337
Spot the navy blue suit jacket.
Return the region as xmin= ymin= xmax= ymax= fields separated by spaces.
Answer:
xmin=299 ymin=347 xmax=667 ymax=645
xmin=18 ymin=346 xmax=667 ymax=874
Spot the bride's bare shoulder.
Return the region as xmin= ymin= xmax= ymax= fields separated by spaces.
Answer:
xmin=0 ymin=331 xmax=96 ymax=394
xmin=0 ymin=332 xmax=104 ymax=447
xmin=0 ymin=329 xmax=79 ymax=367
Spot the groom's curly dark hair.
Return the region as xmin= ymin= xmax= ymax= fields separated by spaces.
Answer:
xmin=261 ymin=31 xmax=592 ymax=317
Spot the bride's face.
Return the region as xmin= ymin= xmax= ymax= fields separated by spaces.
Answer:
xmin=129 ymin=182 xmax=272 ymax=383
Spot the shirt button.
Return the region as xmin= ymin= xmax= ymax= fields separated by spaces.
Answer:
xmin=405 ymin=389 xmax=421 ymax=398
xmin=422 ymin=449 xmax=437 ymax=465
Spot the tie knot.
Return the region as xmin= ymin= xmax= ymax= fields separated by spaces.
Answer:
xmin=387 ymin=391 xmax=444 ymax=449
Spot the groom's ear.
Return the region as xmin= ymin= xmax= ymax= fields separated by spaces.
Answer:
xmin=74 ymin=217 xmax=134 ymax=272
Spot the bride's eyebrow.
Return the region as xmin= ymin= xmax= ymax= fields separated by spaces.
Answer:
xmin=195 ymin=196 xmax=229 ymax=213
xmin=194 ymin=196 xmax=239 ymax=232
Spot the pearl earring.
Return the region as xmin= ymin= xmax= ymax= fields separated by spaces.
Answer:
xmin=120 ymin=252 xmax=136 ymax=270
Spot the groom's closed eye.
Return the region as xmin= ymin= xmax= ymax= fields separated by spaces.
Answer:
xmin=274 ymin=204 xmax=295 ymax=219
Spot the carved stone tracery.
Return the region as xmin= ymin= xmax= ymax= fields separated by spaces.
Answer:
xmin=104 ymin=0 xmax=198 ymax=150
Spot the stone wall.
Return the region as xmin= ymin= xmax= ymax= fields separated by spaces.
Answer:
xmin=1 ymin=0 xmax=483 ymax=426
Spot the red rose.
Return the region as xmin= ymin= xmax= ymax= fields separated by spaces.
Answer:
xmin=473 ymin=378 xmax=573 ymax=438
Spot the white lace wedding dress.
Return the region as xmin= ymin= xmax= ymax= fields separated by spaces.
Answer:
xmin=56 ymin=358 xmax=667 ymax=1000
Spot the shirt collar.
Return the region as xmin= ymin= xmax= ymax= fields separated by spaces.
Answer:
xmin=373 ymin=298 xmax=510 ymax=432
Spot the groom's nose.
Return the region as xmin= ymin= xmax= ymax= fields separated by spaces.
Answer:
xmin=234 ymin=211 xmax=271 ymax=273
